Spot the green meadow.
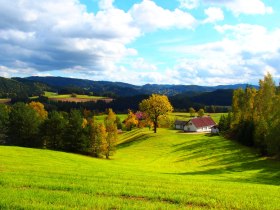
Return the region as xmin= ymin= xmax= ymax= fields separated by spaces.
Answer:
xmin=0 ymin=128 xmax=279 ymax=209
xmin=44 ymin=91 xmax=104 ymax=99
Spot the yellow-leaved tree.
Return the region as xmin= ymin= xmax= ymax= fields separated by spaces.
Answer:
xmin=124 ymin=109 xmax=138 ymax=131
xmin=139 ymin=94 xmax=173 ymax=133
xmin=28 ymin=101 xmax=48 ymax=120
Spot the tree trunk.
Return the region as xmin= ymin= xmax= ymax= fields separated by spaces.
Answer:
xmin=153 ymin=117 xmax=158 ymax=133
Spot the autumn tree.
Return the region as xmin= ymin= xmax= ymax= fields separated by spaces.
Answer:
xmin=104 ymin=108 xmax=118 ymax=159
xmin=124 ymin=109 xmax=138 ymax=131
xmin=197 ymin=108 xmax=205 ymax=117
xmin=88 ymin=116 xmax=109 ymax=158
xmin=139 ymin=94 xmax=173 ymax=133
xmin=189 ymin=107 xmax=196 ymax=117
xmin=28 ymin=101 xmax=48 ymax=120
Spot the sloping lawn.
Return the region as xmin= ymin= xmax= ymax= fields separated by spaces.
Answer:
xmin=0 ymin=128 xmax=279 ymax=209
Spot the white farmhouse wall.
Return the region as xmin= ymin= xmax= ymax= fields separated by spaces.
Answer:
xmin=183 ymin=123 xmax=197 ymax=132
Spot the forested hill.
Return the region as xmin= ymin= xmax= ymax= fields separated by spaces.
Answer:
xmin=0 ymin=77 xmax=49 ymax=98
xmin=25 ymin=76 xmax=257 ymax=97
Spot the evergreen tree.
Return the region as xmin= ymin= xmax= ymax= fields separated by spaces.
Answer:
xmin=0 ymin=104 xmax=9 ymax=144
xmin=8 ymin=102 xmax=42 ymax=147
xmin=41 ymin=111 xmax=67 ymax=150
xmin=63 ymin=110 xmax=87 ymax=153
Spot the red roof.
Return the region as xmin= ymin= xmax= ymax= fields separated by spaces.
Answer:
xmin=190 ymin=117 xmax=216 ymax=128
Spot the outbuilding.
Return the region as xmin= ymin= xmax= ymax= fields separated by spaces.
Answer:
xmin=174 ymin=120 xmax=188 ymax=130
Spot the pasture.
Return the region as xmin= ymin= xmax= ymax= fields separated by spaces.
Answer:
xmin=43 ymin=91 xmax=113 ymax=103
xmin=0 ymin=128 xmax=279 ymax=209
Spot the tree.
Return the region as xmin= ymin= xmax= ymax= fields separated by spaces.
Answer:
xmin=139 ymin=94 xmax=173 ymax=133
xmin=63 ymin=110 xmax=87 ymax=153
xmin=28 ymin=101 xmax=48 ymax=120
xmin=197 ymin=108 xmax=204 ymax=117
xmin=41 ymin=111 xmax=67 ymax=150
xmin=0 ymin=104 xmax=9 ymax=144
xmin=124 ymin=109 xmax=138 ymax=131
xmin=96 ymin=123 xmax=107 ymax=158
xmin=87 ymin=118 xmax=107 ymax=157
xmin=104 ymin=108 xmax=118 ymax=159
xmin=8 ymin=102 xmax=42 ymax=147
xmin=189 ymin=107 xmax=196 ymax=117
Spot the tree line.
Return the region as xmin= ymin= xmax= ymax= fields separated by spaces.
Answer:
xmin=0 ymin=102 xmax=118 ymax=159
xmin=219 ymin=73 xmax=280 ymax=157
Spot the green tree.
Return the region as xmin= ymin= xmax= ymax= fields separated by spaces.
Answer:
xmin=63 ymin=110 xmax=87 ymax=153
xmin=189 ymin=107 xmax=196 ymax=117
xmin=8 ymin=102 xmax=42 ymax=147
xmin=139 ymin=94 xmax=173 ymax=133
xmin=41 ymin=111 xmax=67 ymax=150
xmin=104 ymin=109 xmax=118 ymax=159
xmin=197 ymin=108 xmax=205 ymax=117
xmin=0 ymin=104 xmax=9 ymax=144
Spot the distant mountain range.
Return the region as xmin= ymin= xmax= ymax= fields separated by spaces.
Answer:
xmin=0 ymin=76 xmax=258 ymax=107
xmin=24 ymin=76 xmax=258 ymax=97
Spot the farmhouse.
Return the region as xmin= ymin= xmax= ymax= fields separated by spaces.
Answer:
xmin=183 ymin=116 xmax=216 ymax=132
xmin=174 ymin=120 xmax=188 ymax=130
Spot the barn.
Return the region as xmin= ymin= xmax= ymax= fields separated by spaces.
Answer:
xmin=183 ymin=117 xmax=216 ymax=132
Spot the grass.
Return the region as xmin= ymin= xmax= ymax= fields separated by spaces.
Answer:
xmin=0 ymin=129 xmax=279 ymax=209
xmin=44 ymin=91 xmax=105 ymax=99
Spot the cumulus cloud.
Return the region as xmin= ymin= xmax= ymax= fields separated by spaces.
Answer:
xmin=129 ymin=0 xmax=196 ymax=32
xmin=178 ymin=0 xmax=199 ymax=10
xmin=0 ymin=0 xmax=198 ymax=80
xmin=204 ymin=0 xmax=273 ymax=16
xmin=160 ymin=24 xmax=280 ymax=85
xmin=203 ymin=7 xmax=224 ymax=23
xmin=99 ymin=0 xmax=114 ymax=10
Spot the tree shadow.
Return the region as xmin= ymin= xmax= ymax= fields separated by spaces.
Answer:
xmin=117 ymin=133 xmax=150 ymax=149
xmin=169 ymin=135 xmax=280 ymax=186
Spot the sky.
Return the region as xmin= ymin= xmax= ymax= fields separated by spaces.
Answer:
xmin=0 ymin=0 xmax=280 ymax=86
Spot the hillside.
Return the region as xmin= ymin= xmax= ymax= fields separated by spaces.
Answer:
xmin=1 ymin=129 xmax=279 ymax=209
xmin=0 ymin=77 xmax=50 ymax=98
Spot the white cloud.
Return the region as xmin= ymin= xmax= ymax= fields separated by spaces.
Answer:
xmin=99 ymin=0 xmax=114 ymax=10
xmin=160 ymin=24 xmax=280 ymax=85
xmin=204 ymin=0 xmax=273 ymax=16
xmin=226 ymin=0 xmax=273 ymax=16
xmin=129 ymin=0 xmax=196 ymax=32
xmin=178 ymin=0 xmax=199 ymax=10
xmin=130 ymin=58 xmax=158 ymax=71
xmin=203 ymin=7 xmax=224 ymax=23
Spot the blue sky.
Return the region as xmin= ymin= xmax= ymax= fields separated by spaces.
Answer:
xmin=0 ymin=0 xmax=280 ymax=85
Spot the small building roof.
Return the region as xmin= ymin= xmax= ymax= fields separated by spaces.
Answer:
xmin=189 ymin=117 xmax=216 ymax=128
xmin=174 ymin=120 xmax=188 ymax=126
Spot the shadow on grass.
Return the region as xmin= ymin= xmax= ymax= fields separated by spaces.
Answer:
xmin=118 ymin=133 xmax=150 ymax=149
xmin=169 ymin=135 xmax=280 ymax=186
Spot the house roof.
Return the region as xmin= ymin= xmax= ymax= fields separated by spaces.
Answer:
xmin=189 ymin=117 xmax=216 ymax=128
xmin=174 ymin=120 xmax=188 ymax=126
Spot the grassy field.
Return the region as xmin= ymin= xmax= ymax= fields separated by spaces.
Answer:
xmin=0 ymin=129 xmax=279 ymax=209
xmin=44 ymin=91 xmax=105 ymax=99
